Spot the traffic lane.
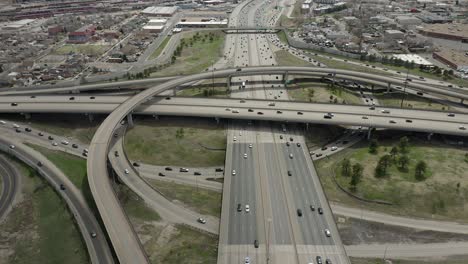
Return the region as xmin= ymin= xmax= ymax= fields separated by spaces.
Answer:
xmin=0 ymin=139 xmax=114 ymax=264
xmin=2 ymin=95 xmax=468 ymax=123
xmin=0 ymin=156 xmax=18 ymax=220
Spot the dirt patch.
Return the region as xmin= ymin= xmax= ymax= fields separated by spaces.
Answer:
xmin=337 ymin=215 xmax=468 ymax=245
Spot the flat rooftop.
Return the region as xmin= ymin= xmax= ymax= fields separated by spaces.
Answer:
xmin=421 ymin=23 xmax=468 ymax=39
xmin=393 ymin=54 xmax=433 ymax=66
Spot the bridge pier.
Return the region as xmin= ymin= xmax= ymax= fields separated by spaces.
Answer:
xmin=461 ymin=98 xmax=464 ymax=104
xmin=386 ymin=83 xmax=391 ymax=93
xmin=153 ymin=114 xmax=159 ymax=120
xmin=173 ymin=87 xmax=177 ymax=96
xmin=427 ymin=133 xmax=433 ymax=141
xmin=283 ymin=72 xmax=289 ymax=88
xmin=227 ymin=75 xmax=232 ymax=91
xmin=367 ymin=128 xmax=372 ymax=140
xmin=215 ymin=117 xmax=220 ymax=124
xmin=87 ymin=113 xmax=94 ymax=123
xmin=127 ymin=114 xmax=134 ymax=128
xmin=22 ymin=113 xmax=31 ymax=120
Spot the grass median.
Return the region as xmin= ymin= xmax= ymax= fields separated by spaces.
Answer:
xmin=374 ymin=92 xmax=451 ymax=111
xmin=148 ymin=179 xmax=222 ymax=218
xmin=316 ymin=132 xmax=468 ymax=223
xmin=151 ymin=31 xmax=225 ymax=77
xmin=149 ymin=36 xmax=171 ymax=60
xmin=0 ymin=157 xmax=89 ymax=264
xmin=288 ymin=82 xmax=362 ymax=105
xmin=125 ymin=117 xmax=226 ymax=167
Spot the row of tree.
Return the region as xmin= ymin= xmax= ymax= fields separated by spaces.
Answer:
xmin=341 ymin=159 xmax=363 ymax=192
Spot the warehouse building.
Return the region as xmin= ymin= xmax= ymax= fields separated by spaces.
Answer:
xmin=141 ymin=6 xmax=178 ymax=17
xmin=433 ymin=49 xmax=468 ymax=70
xmin=419 ymin=23 xmax=468 ymax=41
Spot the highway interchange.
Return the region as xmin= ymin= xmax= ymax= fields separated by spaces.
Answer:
xmin=1 ymin=1 xmax=468 ymax=264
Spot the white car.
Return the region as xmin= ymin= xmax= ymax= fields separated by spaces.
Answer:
xmin=249 ymin=144 xmax=253 ymax=148
xmin=9 ymin=145 xmax=15 ymax=149
xmin=325 ymin=229 xmax=331 ymax=237
xmin=243 ymin=153 xmax=248 ymax=159
xmin=245 ymin=257 xmax=250 ymax=264
xmin=233 ymin=136 xmax=237 ymax=141
xmin=232 ymin=109 xmax=239 ymax=113
xmin=52 ymin=142 xmax=58 ymax=146
xmin=0 ymin=120 xmax=6 ymax=125
xmin=61 ymin=140 xmax=69 ymax=145
xmin=331 ymin=146 xmax=338 ymax=151
xmin=13 ymin=124 xmax=20 ymax=128
xmin=460 ymin=126 xmax=466 ymax=130
xmin=289 ymin=153 xmax=293 ymax=159
xmin=245 ymin=204 xmax=250 ymax=213
xmin=124 ymin=169 xmax=129 ymax=174
xmin=232 ymin=170 xmax=236 ymax=176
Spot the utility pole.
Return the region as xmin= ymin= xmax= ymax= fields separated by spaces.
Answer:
xmin=211 ymin=60 xmax=215 ymax=94
xmin=266 ymin=218 xmax=272 ymax=264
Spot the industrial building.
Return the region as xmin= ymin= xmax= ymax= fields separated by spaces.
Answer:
xmin=67 ymin=24 xmax=96 ymax=44
xmin=2 ymin=19 xmax=35 ymax=30
xmin=384 ymin=29 xmax=404 ymax=40
xmin=392 ymin=54 xmax=433 ymax=66
xmin=433 ymin=49 xmax=468 ymax=70
xmin=419 ymin=23 xmax=468 ymax=41
xmin=176 ymin=20 xmax=228 ymax=28
xmin=143 ymin=18 xmax=167 ymax=33
xmin=395 ymin=16 xmax=422 ymax=28
xmin=141 ymin=6 xmax=178 ymax=17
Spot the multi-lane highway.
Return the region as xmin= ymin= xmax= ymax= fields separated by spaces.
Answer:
xmin=0 ymin=136 xmax=114 ymax=264
xmin=0 ymin=155 xmax=19 ymax=222
xmin=1 ymin=96 xmax=467 ymax=136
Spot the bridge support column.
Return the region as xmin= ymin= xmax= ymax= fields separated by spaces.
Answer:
xmin=22 ymin=113 xmax=31 ymax=120
xmin=173 ymin=87 xmax=177 ymax=96
xmin=386 ymin=83 xmax=391 ymax=93
xmin=367 ymin=128 xmax=372 ymax=140
xmin=87 ymin=113 xmax=94 ymax=123
xmin=153 ymin=114 xmax=159 ymax=120
xmin=427 ymin=133 xmax=433 ymax=141
xmin=227 ymin=75 xmax=231 ymax=91
xmin=72 ymin=89 xmax=80 ymax=94
xmin=127 ymin=114 xmax=134 ymax=128
xmin=461 ymin=98 xmax=465 ymax=104
xmin=306 ymin=123 xmax=309 ymax=131
xmin=215 ymin=117 xmax=220 ymax=124
xmin=283 ymin=72 xmax=289 ymax=88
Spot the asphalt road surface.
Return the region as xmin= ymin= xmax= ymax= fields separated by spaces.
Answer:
xmin=0 ymin=155 xmax=19 ymax=222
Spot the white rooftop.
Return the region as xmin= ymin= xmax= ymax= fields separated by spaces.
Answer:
xmin=142 ymin=6 xmax=178 ymax=15
xmin=392 ymin=54 xmax=433 ymax=66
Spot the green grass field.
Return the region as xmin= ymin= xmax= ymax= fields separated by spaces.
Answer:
xmin=149 ymin=179 xmax=222 ymax=217
xmin=151 ymin=31 xmax=225 ymax=77
xmin=1 ymin=159 xmax=89 ymax=264
xmin=275 ymin=50 xmax=312 ymax=67
xmin=288 ymin=82 xmax=362 ymax=105
xmin=149 ymin=36 xmax=172 ymax=60
xmin=375 ymin=92 xmax=451 ymax=111
xmin=316 ymin=135 xmax=468 ymax=222
xmin=125 ymin=118 xmax=226 ymax=167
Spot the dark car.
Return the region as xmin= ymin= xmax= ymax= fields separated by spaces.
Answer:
xmin=290 ymin=137 xmax=293 ymax=142
xmin=37 ymin=161 xmax=43 ymax=167
xmin=215 ymin=168 xmax=224 ymax=172
xmin=248 ymin=108 xmax=254 ymax=112
xmin=257 ymin=112 xmax=264 ymax=115
xmin=114 ymin=151 xmax=119 ymax=157
xmin=165 ymin=167 xmax=173 ymax=171
xmin=254 ymin=240 xmax=259 ymax=248
xmin=60 ymin=184 xmax=66 ymax=190
xmin=277 ymin=110 xmax=282 ymax=114
xmin=11 ymin=103 xmax=18 ymax=106
xmin=158 ymin=172 xmax=165 ymax=177
xmin=324 ymin=115 xmax=332 ymax=119
xmin=48 ymin=136 xmax=54 ymax=140
xmin=318 ymin=207 xmax=323 ymax=214
xmin=279 ymin=135 xmax=283 ymax=139
xmin=194 ymin=171 xmax=201 ymax=175
xmin=82 ymin=152 xmax=88 ymax=157
xmin=15 ymin=128 xmax=21 ymax=133
xmin=321 ymin=146 xmax=328 ymax=151
xmin=287 ymin=170 xmax=292 ymax=176
xmin=286 ymin=142 xmax=290 ymax=146
xmin=325 ymin=259 xmax=332 ymax=264
xmin=38 ymin=132 xmax=44 ymax=136
xmin=315 ymin=153 xmax=323 ymax=157
xmin=180 ymin=168 xmax=189 ymax=172
xmin=406 ymin=119 xmax=413 ymax=123
xmin=72 ymin=144 xmax=78 ymax=148
xmin=297 ymin=111 xmax=303 ymax=115
xmin=316 ymin=256 xmax=323 ymax=264
xmin=25 ymin=127 xmax=32 ymax=132
xmin=236 ymin=68 xmax=242 ymax=72
xmin=69 ymin=97 xmax=75 ymax=100
xmin=133 ymin=162 xmax=140 ymax=167
xmin=310 ymin=205 xmax=315 ymax=211
xmin=296 ymin=143 xmax=301 ymax=147
xmin=297 ymin=209 xmax=303 ymax=217
xmin=237 ymin=203 xmax=242 ymax=212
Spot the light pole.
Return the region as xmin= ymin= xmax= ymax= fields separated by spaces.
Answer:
xmin=266 ymin=218 xmax=272 ymax=263
xmin=211 ymin=60 xmax=215 ymax=95
xmin=382 ymin=245 xmax=388 ymax=263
